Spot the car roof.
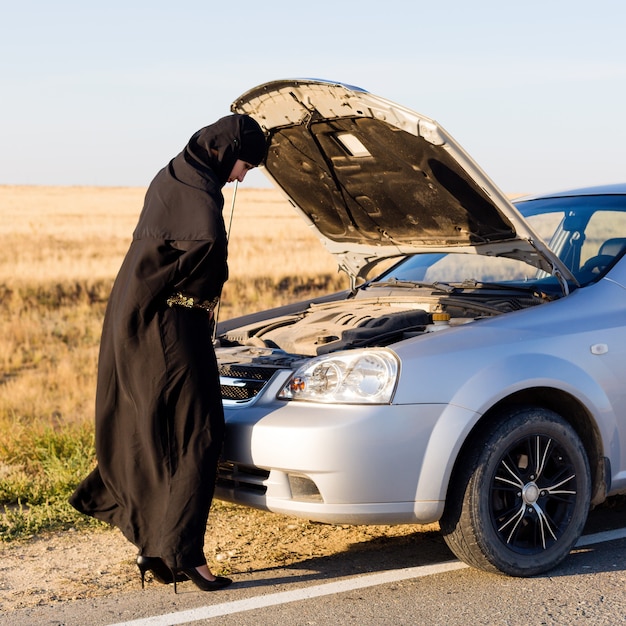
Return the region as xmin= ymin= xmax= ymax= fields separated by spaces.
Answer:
xmin=517 ymin=183 xmax=626 ymax=203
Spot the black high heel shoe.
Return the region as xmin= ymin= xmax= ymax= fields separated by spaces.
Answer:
xmin=173 ymin=567 xmax=232 ymax=593
xmin=136 ymin=556 xmax=188 ymax=588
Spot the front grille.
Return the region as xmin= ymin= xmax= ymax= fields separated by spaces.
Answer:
xmin=220 ymin=379 xmax=267 ymax=401
xmin=219 ymin=364 xmax=281 ymax=403
xmin=217 ymin=461 xmax=269 ymax=495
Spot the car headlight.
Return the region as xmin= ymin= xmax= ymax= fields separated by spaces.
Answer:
xmin=278 ymin=349 xmax=399 ymax=404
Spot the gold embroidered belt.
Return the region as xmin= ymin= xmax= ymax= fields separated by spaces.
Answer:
xmin=166 ymin=292 xmax=219 ymax=313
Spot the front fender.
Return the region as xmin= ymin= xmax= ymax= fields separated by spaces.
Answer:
xmin=411 ymin=352 xmax=616 ymax=505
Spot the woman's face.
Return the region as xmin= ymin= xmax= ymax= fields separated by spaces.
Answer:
xmin=228 ymin=160 xmax=255 ymax=183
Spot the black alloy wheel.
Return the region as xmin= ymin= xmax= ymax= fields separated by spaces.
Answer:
xmin=441 ymin=407 xmax=591 ymax=576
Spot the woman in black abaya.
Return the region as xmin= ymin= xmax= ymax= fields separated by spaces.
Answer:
xmin=70 ymin=114 xmax=267 ymax=592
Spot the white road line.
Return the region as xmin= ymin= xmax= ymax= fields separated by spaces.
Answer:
xmin=107 ymin=527 xmax=626 ymax=626
xmin=107 ymin=561 xmax=466 ymax=626
xmin=575 ymin=526 xmax=626 ymax=547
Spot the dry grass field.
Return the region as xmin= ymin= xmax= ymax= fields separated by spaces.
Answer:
xmin=0 ymin=184 xmax=343 ymax=283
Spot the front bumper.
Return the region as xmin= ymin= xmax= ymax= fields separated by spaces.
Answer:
xmin=216 ymin=395 xmax=448 ymax=525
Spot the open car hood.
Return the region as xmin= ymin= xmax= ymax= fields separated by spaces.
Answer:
xmin=232 ymin=79 xmax=574 ymax=286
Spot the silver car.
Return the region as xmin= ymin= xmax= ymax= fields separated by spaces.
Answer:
xmin=214 ymin=79 xmax=626 ymax=577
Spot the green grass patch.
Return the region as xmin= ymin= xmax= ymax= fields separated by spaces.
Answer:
xmin=0 ymin=419 xmax=106 ymax=541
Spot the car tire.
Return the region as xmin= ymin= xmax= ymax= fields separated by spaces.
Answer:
xmin=440 ymin=406 xmax=591 ymax=577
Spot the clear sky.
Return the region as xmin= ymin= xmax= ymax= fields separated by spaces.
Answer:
xmin=2 ymin=0 xmax=625 ymax=194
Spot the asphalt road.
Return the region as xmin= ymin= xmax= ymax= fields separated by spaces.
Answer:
xmin=4 ymin=503 xmax=626 ymax=626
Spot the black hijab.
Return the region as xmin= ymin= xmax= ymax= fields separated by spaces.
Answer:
xmin=185 ymin=114 xmax=267 ymax=185
xmin=134 ymin=114 xmax=267 ymax=241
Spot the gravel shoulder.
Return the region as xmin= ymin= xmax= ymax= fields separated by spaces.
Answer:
xmin=0 ymin=503 xmax=438 ymax=612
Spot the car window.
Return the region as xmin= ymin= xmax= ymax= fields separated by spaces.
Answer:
xmin=580 ymin=211 xmax=626 ymax=264
xmin=374 ymin=252 xmax=543 ymax=285
xmin=523 ymin=212 xmax=562 ymax=243
xmin=518 ymin=194 xmax=626 ymax=283
xmin=422 ymin=254 xmax=536 ymax=283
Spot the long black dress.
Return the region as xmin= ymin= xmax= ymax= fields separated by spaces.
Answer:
xmin=70 ymin=115 xmax=266 ymax=569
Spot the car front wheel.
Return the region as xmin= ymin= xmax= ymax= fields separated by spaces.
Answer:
xmin=440 ymin=406 xmax=591 ymax=577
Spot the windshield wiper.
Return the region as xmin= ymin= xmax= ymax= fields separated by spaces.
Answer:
xmin=366 ymin=279 xmax=457 ymax=293
xmin=458 ymin=280 xmax=554 ymax=299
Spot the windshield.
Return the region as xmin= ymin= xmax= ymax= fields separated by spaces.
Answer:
xmin=371 ymin=193 xmax=626 ymax=292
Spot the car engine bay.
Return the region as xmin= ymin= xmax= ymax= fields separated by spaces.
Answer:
xmin=218 ymin=287 xmax=550 ymax=358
